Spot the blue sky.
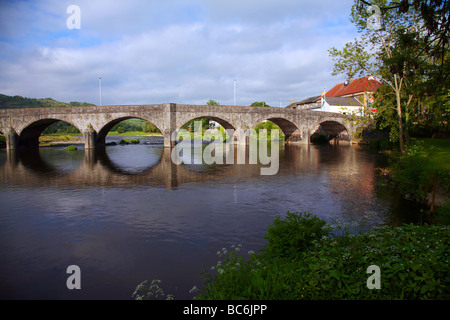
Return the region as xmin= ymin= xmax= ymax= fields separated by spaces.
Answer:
xmin=0 ymin=0 xmax=359 ymax=106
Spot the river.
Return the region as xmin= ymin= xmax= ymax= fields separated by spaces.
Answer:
xmin=0 ymin=136 xmax=422 ymax=299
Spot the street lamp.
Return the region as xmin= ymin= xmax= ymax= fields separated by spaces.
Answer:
xmin=233 ymin=79 xmax=236 ymax=106
xmin=99 ymin=77 xmax=102 ymax=106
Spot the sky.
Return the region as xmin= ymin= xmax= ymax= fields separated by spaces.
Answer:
xmin=0 ymin=0 xmax=359 ymax=107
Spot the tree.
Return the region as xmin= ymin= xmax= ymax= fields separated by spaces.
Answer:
xmin=250 ymin=102 xmax=271 ymax=107
xmin=206 ymin=100 xmax=220 ymax=106
xmin=329 ymin=0 xmax=449 ymax=153
xmin=116 ymin=126 xmax=125 ymax=134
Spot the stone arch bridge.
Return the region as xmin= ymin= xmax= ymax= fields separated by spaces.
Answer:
xmin=0 ymin=103 xmax=355 ymax=150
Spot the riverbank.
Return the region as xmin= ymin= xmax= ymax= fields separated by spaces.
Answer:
xmin=384 ymin=138 xmax=450 ymax=224
xmin=190 ymin=139 xmax=450 ymax=300
xmin=193 ymin=212 xmax=449 ymax=300
xmin=39 ymin=134 xmax=84 ymax=147
xmin=36 ymin=132 xmax=162 ymax=147
xmin=106 ymin=132 xmax=162 ymax=137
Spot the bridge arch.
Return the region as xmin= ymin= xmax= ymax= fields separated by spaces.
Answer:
xmin=96 ymin=116 xmax=163 ymax=147
xmin=251 ymin=117 xmax=303 ymax=143
xmin=178 ymin=115 xmax=236 ymax=132
xmin=18 ymin=118 xmax=82 ymax=148
xmin=312 ymin=119 xmax=351 ymax=143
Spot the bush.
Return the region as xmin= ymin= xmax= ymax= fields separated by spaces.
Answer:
xmin=197 ymin=220 xmax=450 ymax=300
xmin=389 ymin=140 xmax=450 ymax=203
xmin=262 ymin=211 xmax=331 ymax=260
xmin=119 ymin=139 xmax=140 ymax=145
xmin=436 ymin=200 xmax=450 ymax=225
xmin=64 ymin=145 xmax=78 ymax=152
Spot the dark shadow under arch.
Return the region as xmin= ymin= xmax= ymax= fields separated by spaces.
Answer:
xmin=0 ymin=129 xmax=5 ymax=149
xmin=18 ymin=119 xmax=82 ymax=148
xmin=96 ymin=117 xmax=162 ymax=147
xmin=313 ymin=120 xmax=350 ymax=142
xmin=256 ymin=117 xmax=302 ymax=142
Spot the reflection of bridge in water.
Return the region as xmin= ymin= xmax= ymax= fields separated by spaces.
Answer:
xmin=0 ymin=144 xmax=373 ymax=192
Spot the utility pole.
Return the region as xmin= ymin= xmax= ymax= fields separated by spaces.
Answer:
xmin=233 ymin=79 xmax=236 ymax=106
xmin=99 ymin=77 xmax=102 ymax=106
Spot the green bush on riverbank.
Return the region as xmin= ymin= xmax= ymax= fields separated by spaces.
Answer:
xmin=119 ymin=138 xmax=140 ymax=145
xmin=196 ymin=212 xmax=450 ymax=300
xmin=388 ymin=138 xmax=450 ymax=221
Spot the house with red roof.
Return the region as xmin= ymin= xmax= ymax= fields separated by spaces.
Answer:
xmin=286 ymin=75 xmax=383 ymax=114
xmin=320 ymin=75 xmax=383 ymax=114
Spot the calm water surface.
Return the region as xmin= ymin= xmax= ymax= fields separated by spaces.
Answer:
xmin=0 ymin=136 xmax=421 ymax=299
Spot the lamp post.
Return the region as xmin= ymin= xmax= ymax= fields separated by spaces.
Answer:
xmin=233 ymin=79 xmax=236 ymax=106
xmin=99 ymin=77 xmax=102 ymax=106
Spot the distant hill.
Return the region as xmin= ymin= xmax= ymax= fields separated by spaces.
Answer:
xmin=0 ymin=94 xmax=96 ymax=108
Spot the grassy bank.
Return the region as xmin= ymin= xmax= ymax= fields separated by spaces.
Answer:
xmin=388 ymin=138 xmax=450 ymax=223
xmin=195 ymin=212 xmax=449 ymax=300
xmin=39 ymin=134 xmax=83 ymax=147
xmin=35 ymin=132 xmax=160 ymax=147
xmin=106 ymin=131 xmax=162 ymax=137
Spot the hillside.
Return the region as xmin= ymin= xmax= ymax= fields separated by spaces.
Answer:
xmin=0 ymin=94 xmax=96 ymax=108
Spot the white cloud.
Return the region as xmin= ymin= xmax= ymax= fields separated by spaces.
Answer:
xmin=0 ymin=0 xmax=358 ymax=106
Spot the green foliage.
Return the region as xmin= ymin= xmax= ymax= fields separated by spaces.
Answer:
xmin=142 ymin=121 xmax=160 ymax=133
xmin=119 ymin=139 xmax=140 ymax=145
xmin=389 ymin=139 xmax=450 ymax=204
xmin=436 ymin=200 xmax=450 ymax=225
xmin=197 ymin=215 xmax=450 ymax=300
xmin=252 ymin=121 xmax=283 ymax=140
xmin=207 ymin=100 xmax=220 ymax=106
xmin=0 ymin=93 xmax=95 ymax=108
xmin=369 ymin=139 xmax=396 ymax=151
xmin=328 ymin=41 xmax=371 ymax=79
xmin=254 ymin=121 xmax=280 ymax=132
xmin=110 ymin=119 xmax=160 ymax=134
xmin=111 ymin=119 xmax=160 ymax=134
xmin=182 ymin=118 xmax=210 ymax=132
xmin=64 ymin=145 xmax=78 ymax=152
xmin=330 ymin=1 xmax=450 ymax=153
xmin=262 ymin=212 xmax=331 ymax=260
xmin=116 ymin=126 xmax=125 ymax=134
xmin=250 ymin=102 xmax=271 ymax=107
xmin=43 ymin=121 xmax=80 ymax=135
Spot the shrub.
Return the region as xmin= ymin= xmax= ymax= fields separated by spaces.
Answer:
xmin=119 ymin=139 xmax=140 ymax=145
xmin=64 ymin=145 xmax=78 ymax=152
xmin=436 ymin=200 xmax=450 ymax=225
xmin=197 ymin=221 xmax=450 ymax=300
xmin=262 ymin=211 xmax=331 ymax=260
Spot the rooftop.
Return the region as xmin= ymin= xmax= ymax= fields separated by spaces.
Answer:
xmin=325 ymin=76 xmax=383 ymax=97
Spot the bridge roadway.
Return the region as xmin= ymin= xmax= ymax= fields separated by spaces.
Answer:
xmin=0 ymin=103 xmax=353 ymax=150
